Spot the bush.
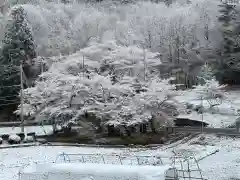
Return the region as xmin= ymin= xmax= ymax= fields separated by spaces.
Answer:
xmin=16 ymin=133 xmax=25 ymax=141
xmin=8 ymin=134 xmax=21 ymax=144
xmin=23 ymin=136 xmax=34 ymax=143
xmin=0 ymin=137 xmax=3 ymax=144
xmin=27 ymin=132 xmax=36 ymax=140
xmin=102 ymin=133 xmax=166 ymax=145
xmin=1 ymin=134 xmax=9 ymax=140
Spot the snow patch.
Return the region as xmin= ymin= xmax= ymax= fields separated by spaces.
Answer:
xmin=23 ymin=136 xmax=34 ymax=143
xmin=20 ymin=163 xmax=171 ymax=180
xmin=0 ymin=125 xmax=55 ymax=136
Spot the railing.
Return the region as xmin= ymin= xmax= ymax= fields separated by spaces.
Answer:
xmin=55 ymin=152 xmax=171 ymax=166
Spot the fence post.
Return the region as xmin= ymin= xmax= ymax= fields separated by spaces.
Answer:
xmin=118 ymin=155 xmax=123 ymax=165
xmin=157 ymin=156 xmax=163 ymax=165
xmin=101 ymin=155 xmax=105 ymax=164
xmin=82 ymin=155 xmax=85 ymax=163
xmin=63 ymin=153 xmax=66 ymax=162
xmin=136 ymin=156 xmax=140 ymax=165
xmin=18 ymin=170 xmax=21 ymax=180
xmin=164 ymin=127 xmax=168 ymax=138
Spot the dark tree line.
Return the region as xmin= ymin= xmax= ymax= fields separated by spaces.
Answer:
xmin=214 ymin=2 xmax=240 ymax=85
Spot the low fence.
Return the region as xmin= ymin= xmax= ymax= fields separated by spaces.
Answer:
xmin=16 ymin=153 xmax=205 ymax=180
xmin=55 ymin=152 xmax=170 ymax=166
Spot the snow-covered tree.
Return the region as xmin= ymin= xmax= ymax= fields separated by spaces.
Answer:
xmin=197 ymin=62 xmax=215 ymax=83
xmin=16 ymin=70 xmax=133 ymax=130
xmin=15 ymin=41 xmax=178 ymax=130
xmin=79 ymin=40 xmax=162 ymax=81
xmin=179 ymin=78 xmax=227 ymax=116
xmin=192 ymin=79 xmax=227 ymax=101
xmin=1 ymin=0 xmax=218 ymax=59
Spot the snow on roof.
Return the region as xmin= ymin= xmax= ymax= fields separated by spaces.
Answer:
xmin=20 ymin=163 xmax=171 ymax=180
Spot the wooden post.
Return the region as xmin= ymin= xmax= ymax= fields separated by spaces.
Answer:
xmin=20 ymin=63 xmax=24 ymax=133
xmin=164 ymin=127 xmax=168 ymax=138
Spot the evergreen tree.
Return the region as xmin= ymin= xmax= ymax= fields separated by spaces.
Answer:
xmin=2 ymin=6 xmax=36 ymax=63
xmin=198 ymin=62 xmax=215 ymax=84
xmin=218 ymin=3 xmax=237 ymax=54
xmin=215 ymin=2 xmax=240 ymax=84
xmin=0 ymin=6 xmax=36 ymax=113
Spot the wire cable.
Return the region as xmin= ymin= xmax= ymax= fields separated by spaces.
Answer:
xmin=0 ymin=102 xmax=20 ymax=107
xmin=0 ymin=95 xmax=19 ymax=98
xmin=0 ymin=85 xmax=20 ymax=88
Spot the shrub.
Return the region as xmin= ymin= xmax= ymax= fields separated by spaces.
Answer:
xmin=1 ymin=134 xmax=9 ymax=140
xmin=16 ymin=133 xmax=25 ymax=140
xmin=23 ymin=136 xmax=34 ymax=143
xmin=8 ymin=134 xmax=21 ymax=144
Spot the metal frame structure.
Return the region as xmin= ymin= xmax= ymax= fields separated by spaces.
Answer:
xmin=169 ymin=153 xmax=204 ymax=180
xmin=16 ymin=152 xmax=205 ymax=180
xmin=55 ymin=153 xmax=166 ymax=166
xmin=54 ymin=152 xmax=205 ymax=180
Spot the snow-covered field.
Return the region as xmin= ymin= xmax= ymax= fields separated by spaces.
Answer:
xmin=0 ymin=134 xmax=240 ymax=180
xmin=175 ymin=89 xmax=240 ymax=128
xmin=20 ymin=162 xmax=171 ymax=180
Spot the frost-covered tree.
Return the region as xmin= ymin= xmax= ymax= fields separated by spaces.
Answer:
xmin=15 ymin=41 xmax=178 ymax=130
xmin=79 ymin=40 xmax=162 ymax=82
xmin=183 ymin=78 xmax=227 ymax=115
xmin=197 ymin=62 xmax=215 ymax=83
xmin=3 ymin=0 xmax=218 ymax=59
xmin=16 ymin=70 xmax=132 ymax=131
xmin=192 ymin=79 xmax=227 ymax=101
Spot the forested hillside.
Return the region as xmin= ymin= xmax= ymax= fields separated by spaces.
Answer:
xmin=0 ymin=0 xmax=239 ymax=128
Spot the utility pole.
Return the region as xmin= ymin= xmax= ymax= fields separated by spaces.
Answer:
xmin=143 ymin=48 xmax=146 ymax=81
xmin=41 ymin=57 xmax=44 ymax=74
xmin=201 ymin=96 xmax=204 ymax=132
xmin=20 ymin=63 xmax=24 ymax=133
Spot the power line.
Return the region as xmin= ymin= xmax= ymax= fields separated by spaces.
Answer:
xmin=0 ymin=98 xmax=19 ymax=102
xmin=0 ymin=65 xmax=20 ymax=68
xmin=0 ymin=95 xmax=19 ymax=98
xmin=0 ymin=102 xmax=20 ymax=107
xmin=0 ymin=85 xmax=20 ymax=88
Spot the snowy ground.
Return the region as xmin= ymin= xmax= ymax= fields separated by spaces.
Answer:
xmin=0 ymin=125 xmax=56 ymax=136
xmin=0 ymin=134 xmax=240 ymax=180
xmin=175 ymin=90 xmax=240 ymax=128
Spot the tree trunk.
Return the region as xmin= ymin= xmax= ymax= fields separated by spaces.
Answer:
xmin=150 ymin=118 xmax=156 ymax=133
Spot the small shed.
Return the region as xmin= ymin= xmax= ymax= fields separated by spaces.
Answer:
xmin=174 ymin=118 xmax=209 ymax=127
